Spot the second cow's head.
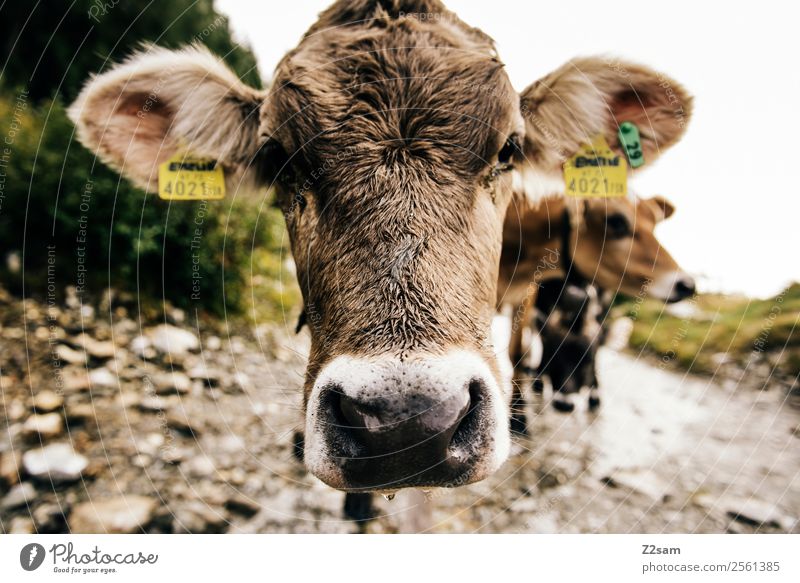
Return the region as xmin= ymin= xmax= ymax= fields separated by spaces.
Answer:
xmin=69 ymin=1 xmax=691 ymax=492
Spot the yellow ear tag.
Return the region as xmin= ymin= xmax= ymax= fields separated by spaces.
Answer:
xmin=564 ymin=135 xmax=627 ymax=198
xmin=158 ymin=153 xmax=225 ymax=200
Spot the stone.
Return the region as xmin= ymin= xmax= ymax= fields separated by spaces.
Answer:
xmin=8 ymin=516 xmax=35 ymax=534
xmin=1 ymin=482 xmax=36 ymax=510
xmin=65 ymin=404 xmax=95 ymax=425
xmin=55 ymin=344 xmax=86 ymax=365
xmin=166 ymin=409 xmax=202 ymax=436
xmin=0 ymin=450 xmax=22 ymax=487
xmin=62 ymin=370 xmax=91 ymax=393
xmin=186 ymin=365 xmax=222 ymax=387
xmin=32 ymin=390 xmax=64 ymax=412
xmin=69 ymin=496 xmax=157 ymax=534
xmin=23 ymin=443 xmax=88 ymax=482
xmin=225 ymin=493 xmax=261 ymax=517
xmin=601 ymin=470 xmax=672 ymax=503
xmin=89 ymin=368 xmax=117 ymax=389
xmin=71 ymin=333 xmax=116 ymax=360
xmin=185 ymin=455 xmax=216 ymax=477
xmin=138 ymin=396 xmax=167 ymax=412
xmin=23 ymin=413 xmax=64 ymax=439
xmin=33 ymin=503 xmax=68 ymax=532
xmin=6 ymin=398 xmax=26 ymax=422
xmin=147 ymin=325 xmax=199 ymax=355
xmin=129 ymin=335 xmax=156 ymax=359
xmin=723 ymin=496 xmax=794 ymax=530
xmin=173 ymin=501 xmax=228 ymax=533
xmin=150 ymin=372 xmax=192 ymax=395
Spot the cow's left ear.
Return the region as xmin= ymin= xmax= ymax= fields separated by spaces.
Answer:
xmin=68 ymin=45 xmax=268 ymax=194
xmin=516 ymin=56 xmax=692 ymax=200
xmin=646 ymin=195 xmax=676 ymax=222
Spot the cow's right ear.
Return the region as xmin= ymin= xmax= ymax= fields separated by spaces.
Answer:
xmin=68 ymin=45 xmax=267 ymax=193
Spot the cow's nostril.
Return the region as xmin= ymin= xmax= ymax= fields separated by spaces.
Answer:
xmin=675 ymin=278 xmax=696 ymax=299
xmin=449 ymin=379 xmax=484 ymax=453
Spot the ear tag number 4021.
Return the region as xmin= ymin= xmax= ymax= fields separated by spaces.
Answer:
xmin=158 ymin=153 xmax=226 ymax=200
xmin=564 ymin=135 xmax=627 ymax=198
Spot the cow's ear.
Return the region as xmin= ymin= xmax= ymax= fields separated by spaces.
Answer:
xmin=516 ymin=56 xmax=692 ymax=200
xmin=68 ymin=45 xmax=267 ymax=193
xmin=646 ymin=195 xmax=676 ymax=222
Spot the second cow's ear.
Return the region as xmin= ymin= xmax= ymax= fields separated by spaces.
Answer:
xmin=68 ymin=45 xmax=268 ymax=194
xmin=647 ymin=195 xmax=676 ymax=222
xmin=516 ymin=56 xmax=692 ymax=200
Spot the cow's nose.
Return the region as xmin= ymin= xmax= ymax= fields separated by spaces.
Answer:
xmin=304 ymin=351 xmax=510 ymax=492
xmin=336 ymin=379 xmax=472 ymax=463
xmin=673 ymin=276 xmax=696 ymax=300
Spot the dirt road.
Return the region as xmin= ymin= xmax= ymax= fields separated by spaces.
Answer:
xmin=1 ymin=294 xmax=797 ymax=533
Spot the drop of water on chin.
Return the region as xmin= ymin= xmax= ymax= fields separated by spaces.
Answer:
xmin=383 ymin=493 xmax=395 ymax=501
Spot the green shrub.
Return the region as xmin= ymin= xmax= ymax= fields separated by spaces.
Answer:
xmin=0 ymin=0 xmax=300 ymax=319
xmin=0 ymin=95 xmax=298 ymax=318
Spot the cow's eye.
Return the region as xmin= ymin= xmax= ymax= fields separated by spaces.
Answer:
xmin=606 ymin=213 xmax=632 ymax=239
xmin=260 ymin=139 xmax=297 ymax=185
xmin=496 ymin=135 xmax=520 ymax=167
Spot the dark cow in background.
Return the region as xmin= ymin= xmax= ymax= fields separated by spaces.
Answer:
xmin=69 ymin=0 xmax=692 ymax=498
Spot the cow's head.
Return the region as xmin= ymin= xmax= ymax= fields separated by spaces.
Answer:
xmin=570 ymin=195 xmax=695 ymax=303
xmin=68 ymin=0 xmax=691 ymax=492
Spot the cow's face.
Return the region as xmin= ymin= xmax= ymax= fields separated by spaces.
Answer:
xmin=67 ymin=0 xmax=692 ymax=492
xmin=572 ymin=196 xmax=695 ymax=302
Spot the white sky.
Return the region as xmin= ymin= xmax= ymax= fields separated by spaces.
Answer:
xmin=216 ymin=0 xmax=799 ymax=298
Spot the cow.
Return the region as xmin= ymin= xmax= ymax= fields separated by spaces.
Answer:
xmin=68 ymin=0 xmax=692 ymax=495
xmin=498 ymin=194 xmax=695 ymax=428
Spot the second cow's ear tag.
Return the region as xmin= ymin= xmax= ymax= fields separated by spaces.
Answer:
xmin=618 ymin=121 xmax=645 ymax=168
xmin=564 ymin=135 xmax=627 ymax=198
xmin=158 ymin=152 xmax=226 ymax=201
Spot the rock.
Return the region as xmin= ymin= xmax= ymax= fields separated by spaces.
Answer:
xmin=205 ymin=335 xmax=222 ymax=351
xmin=185 ymin=455 xmax=216 ymax=477
xmin=62 ymin=370 xmax=91 ymax=393
xmin=601 ymin=470 xmax=672 ymax=503
xmin=88 ymin=368 xmax=117 ymax=389
xmin=23 ymin=443 xmax=88 ymax=482
xmin=55 ymin=344 xmax=86 ymax=365
xmin=69 ymin=496 xmax=157 ymax=534
xmin=723 ymin=497 xmax=794 ymax=530
xmin=1 ymin=482 xmax=36 ymax=510
xmin=0 ymin=450 xmax=22 ymax=487
xmin=225 ymin=493 xmax=261 ymax=517
xmin=166 ymin=409 xmax=202 ymax=436
xmin=147 ymin=325 xmax=199 ymax=355
xmin=65 ymin=404 xmax=95 ymax=425
xmin=32 ymin=390 xmax=64 ymax=412
xmin=73 ymin=333 xmax=116 ymax=360
xmin=186 ymin=365 xmax=222 ymax=387
xmin=8 ymin=516 xmax=35 ymax=534
xmin=23 ymin=413 xmax=63 ymax=439
xmin=138 ymin=396 xmax=167 ymax=412
xmin=150 ymin=372 xmax=191 ymax=395
xmin=6 ymin=399 xmax=26 ymax=422
xmin=173 ymin=501 xmax=228 ymax=533
xmin=33 ymin=503 xmax=68 ymax=533
xmin=129 ymin=335 xmax=156 ymax=359
xmin=131 ymin=454 xmax=152 ymax=468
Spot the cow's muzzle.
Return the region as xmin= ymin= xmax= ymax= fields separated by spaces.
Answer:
xmin=303 ymin=350 xmax=510 ymax=492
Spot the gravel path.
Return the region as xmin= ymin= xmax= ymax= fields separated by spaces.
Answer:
xmin=1 ymin=289 xmax=797 ymax=533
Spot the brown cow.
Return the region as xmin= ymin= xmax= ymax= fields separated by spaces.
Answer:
xmin=68 ymin=0 xmax=691 ymax=493
xmin=499 ymin=194 xmax=694 ymax=426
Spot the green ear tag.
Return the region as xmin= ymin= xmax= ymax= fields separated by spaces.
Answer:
xmin=618 ymin=121 xmax=645 ymax=169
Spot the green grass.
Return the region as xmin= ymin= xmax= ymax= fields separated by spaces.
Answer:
xmin=616 ymin=283 xmax=800 ymax=377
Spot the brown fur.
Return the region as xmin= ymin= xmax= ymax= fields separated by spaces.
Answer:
xmin=67 ymin=0 xmax=695 ymax=489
